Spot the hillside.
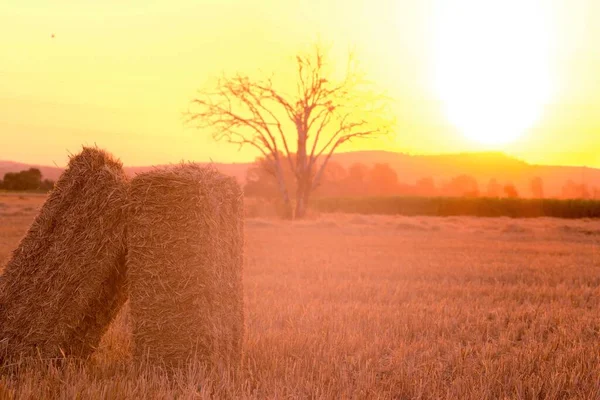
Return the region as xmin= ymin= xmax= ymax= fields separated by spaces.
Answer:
xmin=2 ymin=151 xmax=599 ymax=198
xmin=330 ymin=151 xmax=600 ymax=197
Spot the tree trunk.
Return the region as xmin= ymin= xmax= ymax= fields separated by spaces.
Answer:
xmin=295 ymin=122 xmax=309 ymax=219
xmin=280 ymin=193 xmax=293 ymax=219
xmin=273 ymin=160 xmax=293 ymax=219
xmin=294 ymin=177 xmax=312 ymax=219
xmin=294 ymin=181 xmax=305 ymax=219
xmin=301 ymin=182 xmax=312 ymax=218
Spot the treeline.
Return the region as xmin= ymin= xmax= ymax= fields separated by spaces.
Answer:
xmin=0 ymin=168 xmax=55 ymax=192
xmin=313 ymin=196 xmax=600 ymax=219
xmin=245 ymin=160 xmax=600 ymax=200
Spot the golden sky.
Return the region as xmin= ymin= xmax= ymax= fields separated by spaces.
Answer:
xmin=2 ymin=0 xmax=600 ymax=167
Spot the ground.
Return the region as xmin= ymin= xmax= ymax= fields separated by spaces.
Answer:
xmin=0 ymin=194 xmax=599 ymax=399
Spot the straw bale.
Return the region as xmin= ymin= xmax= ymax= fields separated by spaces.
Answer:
xmin=127 ymin=164 xmax=244 ymax=370
xmin=0 ymin=147 xmax=128 ymax=361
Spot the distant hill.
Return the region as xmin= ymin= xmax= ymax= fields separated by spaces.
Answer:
xmin=330 ymin=151 xmax=600 ymax=197
xmin=2 ymin=151 xmax=599 ymax=198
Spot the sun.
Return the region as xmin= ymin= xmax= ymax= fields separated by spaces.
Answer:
xmin=432 ymin=0 xmax=554 ymax=146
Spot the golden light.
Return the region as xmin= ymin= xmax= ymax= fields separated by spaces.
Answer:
xmin=432 ymin=0 xmax=554 ymax=146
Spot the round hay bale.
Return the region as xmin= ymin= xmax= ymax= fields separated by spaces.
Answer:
xmin=127 ymin=164 xmax=244 ymax=371
xmin=0 ymin=147 xmax=129 ymax=362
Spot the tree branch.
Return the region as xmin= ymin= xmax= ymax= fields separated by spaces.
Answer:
xmin=185 ymin=43 xmax=395 ymax=218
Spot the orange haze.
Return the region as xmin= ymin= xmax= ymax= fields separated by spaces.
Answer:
xmin=2 ymin=0 xmax=600 ymax=168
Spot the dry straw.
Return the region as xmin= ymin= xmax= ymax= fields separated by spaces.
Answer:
xmin=0 ymin=147 xmax=129 ymax=362
xmin=127 ymin=164 xmax=244 ymax=370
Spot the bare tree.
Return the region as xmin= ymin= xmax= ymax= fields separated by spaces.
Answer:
xmin=186 ymin=45 xmax=395 ymax=218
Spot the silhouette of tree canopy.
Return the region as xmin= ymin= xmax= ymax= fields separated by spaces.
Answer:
xmin=503 ymin=183 xmax=519 ymax=198
xmin=244 ymin=157 xmax=282 ymax=199
xmin=313 ymin=161 xmax=348 ymax=197
xmin=1 ymin=168 xmax=53 ymax=191
xmin=442 ymin=175 xmax=479 ymax=197
xmin=368 ymin=163 xmax=399 ymax=195
xmin=561 ymin=180 xmax=590 ymax=199
xmin=344 ymin=163 xmax=369 ymax=196
xmin=187 ymin=44 xmax=394 ymax=218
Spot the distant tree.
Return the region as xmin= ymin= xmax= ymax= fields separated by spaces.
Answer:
xmin=348 ymin=163 xmax=369 ymax=182
xmin=2 ymin=173 xmax=15 ymax=190
xmin=244 ymin=155 xmax=295 ymax=199
xmin=186 ymin=44 xmax=394 ymax=218
xmin=486 ymin=178 xmax=502 ymax=197
xmin=40 ymin=179 xmax=55 ymax=192
xmin=344 ymin=162 xmax=369 ymax=196
xmin=582 ymin=185 xmax=591 ymax=199
xmin=368 ymin=163 xmax=399 ymax=195
xmin=322 ymin=161 xmax=347 ymax=183
xmin=561 ymin=180 xmax=590 ymax=199
xmin=2 ymin=168 xmax=43 ymax=191
xmin=530 ymin=177 xmax=544 ymax=198
xmin=503 ymin=183 xmax=519 ymax=198
xmin=313 ymin=161 xmax=347 ymax=197
xmin=443 ymin=175 xmax=479 ymax=197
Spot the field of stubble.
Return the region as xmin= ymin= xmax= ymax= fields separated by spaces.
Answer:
xmin=0 ymin=193 xmax=599 ymax=399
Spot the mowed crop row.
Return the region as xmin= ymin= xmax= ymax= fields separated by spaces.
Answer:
xmin=313 ymin=196 xmax=600 ymax=219
xmin=1 ymin=195 xmax=600 ymax=399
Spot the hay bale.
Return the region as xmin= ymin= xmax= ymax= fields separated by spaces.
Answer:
xmin=127 ymin=164 xmax=244 ymax=370
xmin=0 ymin=147 xmax=128 ymax=361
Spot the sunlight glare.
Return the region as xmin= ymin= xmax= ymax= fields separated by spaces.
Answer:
xmin=432 ymin=0 xmax=554 ymax=146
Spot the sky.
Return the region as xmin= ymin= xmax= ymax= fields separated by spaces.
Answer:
xmin=1 ymin=0 xmax=599 ymax=168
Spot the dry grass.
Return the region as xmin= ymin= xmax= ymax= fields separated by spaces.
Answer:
xmin=127 ymin=165 xmax=244 ymax=370
xmin=1 ymin=195 xmax=600 ymax=398
xmin=0 ymin=148 xmax=128 ymax=361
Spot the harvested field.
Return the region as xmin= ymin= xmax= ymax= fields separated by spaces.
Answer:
xmin=0 ymin=195 xmax=599 ymax=398
xmin=0 ymin=149 xmax=128 ymax=361
xmin=127 ymin=165 xmax=244 ymax=370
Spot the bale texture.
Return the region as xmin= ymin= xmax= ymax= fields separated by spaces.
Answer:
xmin=127 ymin=164 xmax=244 ymax=370
xmin=0 ymin=147 xmax=128 ymax=361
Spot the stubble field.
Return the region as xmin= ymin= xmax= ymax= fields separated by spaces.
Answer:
xmin=0 ymin=194 xmax=599 ymax=399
